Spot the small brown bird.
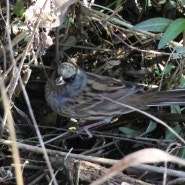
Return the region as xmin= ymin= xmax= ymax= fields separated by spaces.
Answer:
xmin=45 ymin=62 xmax=185 ymax=122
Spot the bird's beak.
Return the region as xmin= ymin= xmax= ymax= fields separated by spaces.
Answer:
xmin=56 ymin=76 xmax=65 ymax=85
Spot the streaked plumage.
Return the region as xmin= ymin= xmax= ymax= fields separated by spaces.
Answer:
xmin=45 ymin=62 xmax=185 ymax=121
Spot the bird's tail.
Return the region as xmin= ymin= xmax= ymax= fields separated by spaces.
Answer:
xmin=147 ymin=89 xmax=185 ymax=106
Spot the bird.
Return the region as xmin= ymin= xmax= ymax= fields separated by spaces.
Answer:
xmin=45 ymin=62 xmax=185 ymax=122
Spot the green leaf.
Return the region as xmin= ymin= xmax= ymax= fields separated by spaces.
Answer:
xmin=158 ymin=18 xmax=185 ymax=49
xmin=141 ymin=121 xmax=157 ymax=136
xmin=180 ymin=75 xmax=185 ymax=87
xmin=165 ymin=123 xmax=181 ymax=140
xmin=132 ymin=17 xmax=172 ymax=32
xmin=163 ymin=64 xmax=174 ymax=74
xmin=171 ymin=105 xmax=181 ymax=114
xmin=13 ymin=1 xmax=24 ymax=17
xmin=119 ymin=127 xmax=140 ymax=137
xmin=171 ymin=47 xmax=185 ymax=59
xmin=174 ymin=46 xmax=185 ymax=53
xmin=155 ymin=65 xmax=161 ymax=76
xmin=180 ymin=148 xmax=185 ymax=159
xmin=63 ymin=36 xmax=77 ymax=51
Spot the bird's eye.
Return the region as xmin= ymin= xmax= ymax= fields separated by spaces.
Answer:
xmin=63 ymin=73 xmax=76 ymax=83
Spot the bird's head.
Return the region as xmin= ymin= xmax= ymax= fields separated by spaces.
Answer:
xmin=55 ymin=62 xmax=86 ymax=97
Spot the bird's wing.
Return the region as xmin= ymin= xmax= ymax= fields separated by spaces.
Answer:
xmin=55 ymin=71 xmax=145 ymax=120
xmin=86 ymin=72 xmax=143 ymax=100
xmin=65 ymin=73 xmax=145 ymax=119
